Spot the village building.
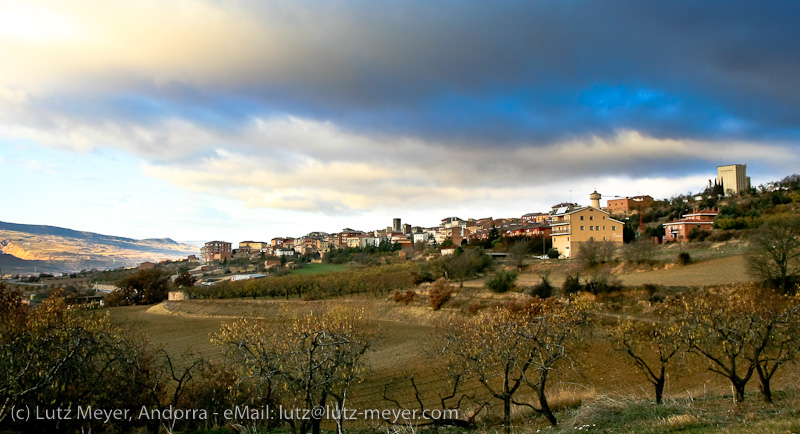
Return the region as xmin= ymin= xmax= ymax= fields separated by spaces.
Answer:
xmin=663 ymin=208 xmax=719 ymax=242
xmin=604 ymin=195 xmax=654 ymax=216
xmin=202 ymin=241 xmax=232 ymax=263
xmin=549 ymin=192 xmax=624 ymax=258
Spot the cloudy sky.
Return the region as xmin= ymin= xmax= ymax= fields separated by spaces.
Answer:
xmin=1 ymin=0 xmax=799 ymax=243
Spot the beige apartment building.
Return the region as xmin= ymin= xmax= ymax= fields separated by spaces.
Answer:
xmin=717 ymin=164 xmax=750 ymax=196
xmin=550 ymin=205 xmax=624 ymax=258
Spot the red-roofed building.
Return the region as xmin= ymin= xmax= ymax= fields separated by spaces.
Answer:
xmin=663 ymin=208 xmax=718 ymax=242
xmin=505 ymin=223 xmax=551 ymax=238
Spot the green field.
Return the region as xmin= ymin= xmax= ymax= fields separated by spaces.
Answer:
xmin=290 ymin=262 xmax=348 ymax=275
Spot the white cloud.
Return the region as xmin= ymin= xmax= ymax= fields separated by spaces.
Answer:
xmin=137 ymin=117 xmax=798 ymax=214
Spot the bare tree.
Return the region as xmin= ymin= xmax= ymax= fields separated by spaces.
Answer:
xmin=621 ymin=238 xmax=658 ymax=265
xmin=440 ymin=296 xmax=591 ymax=430
xmin=747 ymin=291 xmax=800 ymax=403
xmin=607 ymin=302 xmax=684 ymax=404
xmin=678 ymin=285 xmax=800 ymax=403
xmin=214 ymin=306 xmax=372 ymax=434
xmin=576 ymin=239 xmax=617 ymax=268
xmin=747 ymin=215 xmax=800 ymax=294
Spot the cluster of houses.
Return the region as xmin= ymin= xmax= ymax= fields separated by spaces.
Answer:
xmin=195 ymin=164 xmax=745 ymax=263
xmin=199 ymin=192 xmax=648 ymax=262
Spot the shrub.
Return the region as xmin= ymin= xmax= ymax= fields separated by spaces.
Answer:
xmin=622 ymin=239 xmax=657 ymax=265
xmin=583 ymin=273 xmax=622 ymax=295
xmin=562 ymin=274 xmax=583 ymax=295
xmin=687 ymin=227 xmax=710 ymax=242
xmin=465 ymin=299 xmax=484 ymax=315
xmin=677 ymin=252 xmax=692 ymax=265
xmin=392 ymin=289 xmax=417 ymax=305
xmin=707 ymin=230 xmax=739 ymax=242
xmin=486 ymin=269 xmax=518 ymax=293
xmin=643 ymin=283 xmax=661 ymax=302
xmin=528 ymin=274 xmax=554 ymax=299
xmin=428 ymin=278 xmax=454 ymax=310
xmin=576 ymin=240 xmax=617 ymax=267
xmin=547 ymin=248 xmax=560 ymax=259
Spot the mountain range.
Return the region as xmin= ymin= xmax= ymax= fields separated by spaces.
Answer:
xmin=0 ymin=221 xmax=199 ymax=274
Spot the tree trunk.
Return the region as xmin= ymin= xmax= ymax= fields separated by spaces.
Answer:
xmin=756 ymin=365 xmax=773 ymax=403
xmin=654 ymin=377 xmax=665 ymax=405
xmin=731 ymin=378 xmax=746 ymax=403
xmin=538 ymin=371 xmax=558 ymax=426
xmin=503 ymin=396 xmax=511 ymax=434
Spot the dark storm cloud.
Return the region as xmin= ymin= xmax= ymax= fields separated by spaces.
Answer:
xmin=217 ymin=0 xmax=800 ymax=146
xmin=11 ymin=1 xmax=798 ymax=149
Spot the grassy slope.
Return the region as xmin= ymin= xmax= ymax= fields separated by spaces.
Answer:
xmin=615 ymin=255 xmax=749 ymax=287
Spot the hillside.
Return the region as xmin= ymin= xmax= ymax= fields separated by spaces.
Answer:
xmin=0 ymin=221 xmax=198 ymax=274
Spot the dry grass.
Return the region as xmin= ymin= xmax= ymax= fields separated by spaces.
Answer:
xmin=614 ymin=255 xmax=750 ymax=287
xmin=660 ymin=413 xmax=701 ymax=429
xmin=105 ymin=264 xmax=800 ymax=433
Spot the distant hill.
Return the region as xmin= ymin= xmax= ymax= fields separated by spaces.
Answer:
xmin=0 ymin=221 xmax=199 ymax=274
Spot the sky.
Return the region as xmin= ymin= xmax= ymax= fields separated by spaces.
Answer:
xmin=1 ymin=0 xmax=799 ymax=244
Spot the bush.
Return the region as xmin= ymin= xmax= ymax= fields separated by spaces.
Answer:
xmin=547 ymin=248 xmax=560 ymax=259
xmin=688 ymin=227 xmax=711 ymax=242
xmin=562 ymin=274 xmax=583 ymax=295
xmin=622 ymin=239 xmax=657 ymax=265
xmin=576 ymin=240 xmax=617 ymax=267
xmin=465 ymin=299 xmax=484 ymax=315
xmin=707 ymin=230 xmax=739 ymax=242
xmin=392 ymin=289 xmax=417 ymax=305
xmin=583 ymin=273 xmax=622 ymax=295
xmin=528 ymin=274 xmax=553 ymax=298
xmin=428 ymin=278 xmax=454 ymax=310
xmin=677 ymin=252 xmax=692 ymax=265
xmin=486 ymin=269 xmax=518 ymax=293
xmin=642 ymin=283 xmax=661 ymax=302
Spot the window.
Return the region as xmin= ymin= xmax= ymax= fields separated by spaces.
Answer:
xmin=590 ymin=216 xmax=594 ymax=221
xmin=603 ymin=237 xmax=607 ymax=240
xmin=580 ymin=226 xmax=585 ymax=230
xmin=580 ymin=216 xmax=584 ymax=220
xmin=596 ymin=226 xmax=600 ymax=230
xmin=589 ymin=226 xmax=593 ymax=231
xmin=603 ymin=226 xmax=606 ymax=230
xmin=612 ymin=226 xmax=617 ymax=231
xmin=590 ymin=237 xmax=594 ymax=241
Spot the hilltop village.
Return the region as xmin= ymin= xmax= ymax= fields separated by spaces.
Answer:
xmin=197 ymin=164 xmax=749 ymax=271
